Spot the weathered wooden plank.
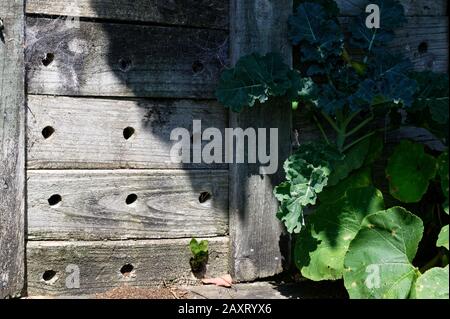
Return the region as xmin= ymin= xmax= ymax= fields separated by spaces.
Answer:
xmin=27 ymin=237 xmax=229 ymax=296
xmin=390 ymin=17 xmax=449 ymax=73
xmin=26 ymin=0 xmax=229 ymax=29
xmin=0 ymin=0 xmax=25 ymax=299
xmin=27 ymin=170 xmax=229 ymax=240
xmin=229 ymin=0 xmax=292 ymax=282
xmin=26 ymin=17 xmax=228 ymax=98
xmin=336 ymin=0 xmax=447 ymax=16
xmin=27 ymin=95 xmax=228 ymax=169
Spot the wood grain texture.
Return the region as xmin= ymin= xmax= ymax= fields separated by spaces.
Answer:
xmin=27 ymin=170 xmax=229 ymax=240
xmin=25 ymin=17 xmax=228 ymax=98
xmin=390 ymin=17 xmax=449 ymax=73
xmin=0 ymin=0 xmax=25 ymax=298
xmin=27 ymin=95 xmax=228 ymax=169
xmin=229 ymin=0 xmax=292 ymax=282
xmin=26 ymin=0 xmax=229 ymax=29
xmin=27 ymin=237 xmax=229 ymax=296
xmin=336 ymin=0 xmax=447 ymax=16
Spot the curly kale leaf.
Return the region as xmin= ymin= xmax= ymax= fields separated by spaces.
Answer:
xmin=349 ymin=0 xmax=407 ymax=55
xmin=289 ymin=2 xmax=344 ymax=75
xmin=274 ymin=143 xmax=342 ymax=233
xmin=351 ymin=56 xmax=417 ymax=109
xmin=215 ymin=53 xmax=303 ymax=112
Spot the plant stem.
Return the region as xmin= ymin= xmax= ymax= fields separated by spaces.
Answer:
xmin=343 ymin=110 xmax=362 ymax=128
xmin=345 ymin=115 xmax=374 ymax=137
xmin=313 ymin=114 xmax=330 ymax=145
xmin=342 ymin=131 xmax=375 ymax=152
xmin=320 ymin=111 xmax=341 ymax=134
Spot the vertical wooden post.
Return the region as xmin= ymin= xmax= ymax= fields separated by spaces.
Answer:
xmin=0 ymin=0 xmax=25 ymax=298
xmin=229 ymin=0 xmax=293 ymax=281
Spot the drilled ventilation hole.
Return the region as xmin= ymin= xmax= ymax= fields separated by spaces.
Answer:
xmin=42 ymin=270 xmax=57 ymax=282
xmin=199 ymin=192 xmax=212 ymax=204
xmin=48 ymin=194 xmax=62 ymax=207
xmin=192 ymin=60 xmax=204 ymax=74
xmin=123 ymin=127 xmax=135 ymax=140
xmin=42 ymin=53 xmax=55 ymax=67
xmin=42 ymin=126 xmax=55 ymax=139
xmin=126 ymin=194 xmax=138 ymax=206
xmin=119 ymin=58 xmax=132 ymax=72
xmin=120 ymin=264 xmax=134 ymax=277
xmin=418 ymin=42 xmax=428 ymax=54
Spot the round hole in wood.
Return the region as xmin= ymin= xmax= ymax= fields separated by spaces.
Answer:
xmin=418 ymin=42 xmax=428 ymax=54
xmin=123 ymin=127 xmax=135 ymax=140
xmin=42 ymin=270 xmax=57 ymax=282
xmin=126 ymin=194 xmax=138 ymax=205
xmin=192 ymin=60 xmax=204 ymax=74
xmin=119 ymin=57 xmax=132 ymax=72
xmin=42 ymin=53 xmax=55 ymax=67
xmin=48 ymin=194 xmax=62 ymax=207
xmin=120 ymin=264 xmax=134 ymax=277
xmin=42 ymin=126 xmax=55 ymax=139
xmin=199 ymin=192 xmax=212 ymax=204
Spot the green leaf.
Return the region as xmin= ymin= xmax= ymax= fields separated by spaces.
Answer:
xmin=386 ymin=141 xmax=437 ymax=203
xmin=289 ymin=2 xmax=344 ymax=76
xmin=352 ymin=58 xmax=417 ymax=109
xmin=411 ymin=266 xmax=449 ymax=299
xmin=437 ymin=225 xmax=449 ymax=250
xmin=274 ymin=142 xmax=341 ymax=233
xmin=437 ymin=151 xmax=449 ymax=214
xmin=296 ymin=187 xmax=385 ymax=281
xmin=215 ymin=53 xmax=298 ymax=112
xmin=350 ymin=0 xmax=406 ymax=54
xmin=410 ymin=72 xmax=449 ymax=125
xmin=295 ymin=0 xmax=340 ymax=17
xmin=330 ymin=141 xmax=371 ymax=187
xmin=190 ymin=238 xmax=209 ymax=257
xmin=319 ymin=167 xmax=373 ymax=203
xmin=344 ymin=207 xmax=424 ymax=299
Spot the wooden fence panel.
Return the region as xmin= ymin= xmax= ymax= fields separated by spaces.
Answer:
xmin=27 ymin=95 xmax=228 ymax=169
xmin=26 ymin=0 xmax=229 ymax=29
xmin=27 ymin=237 xmax=229 ymax=296
xmin=27 ymin=170 xmax=229 ymax=240
xmin=0 ymin=0 xmax=25 ymax=299
xmin=229 ymin=0 xmax=293 ymax=282
xmin=26 ymin=18 xmax=228 ymax=98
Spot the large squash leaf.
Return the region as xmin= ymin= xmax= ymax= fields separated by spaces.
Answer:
xmin=344 ymin=207 xmax=423 ymax=299
xmin=437 ymin=151 xmax=449 ymax=214
xmin=328 ymin=135 xmax=383 ymax=186
xmin=319 ymin=167 xmax=373 ymax=203
xmin=411 ymin=266 xmax=449 ymax=299
xmin=274 ymin=143 xmax=341 ymax=233
xmin=295 ymin=187 xmax=384 ymax=281
xmin=386 ymin=141 xmax=437 ymax=203
xmin=437 ymin=225 xmax=449 ymax=250
xmin=215 ymin=53 xmax=302 ymax=112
